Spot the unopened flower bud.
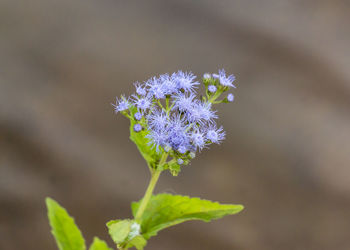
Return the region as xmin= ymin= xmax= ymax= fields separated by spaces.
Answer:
xmin=134 ymin=112 xmax=142 ymax=121
xmin=227 ymin=93 xmax=234 ymax=102
xmin=208 ymin=85 xmax=217 ymax=93
xmin=177 ymin=159 xmax=184 ymax=165
xmin=203 ymin=73 xmax=211 ymax=79
xmin=189 ymin=152 xmax=196 ymax=159
xmin=133 ymin=124 xmax=142 ymax=132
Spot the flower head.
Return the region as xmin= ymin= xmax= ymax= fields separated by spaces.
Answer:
xmin=186 ymin=101 xmax=217 ymax=124
xmin=132 ymin=95 xmax=152 ymax=111
xmin=112 ymin=96 xmax=130 ymax=113
xmin=172 ymin=71 xmax=199 ymax=93
xmin=206 ymin=125 xmax=225 ymax=144
xmin=113 ymin=69 xmax=237 ymax=165
xmin=213 ymin=69 xmax=236 ymax=88
xmin=191 ymin=129 xmax=206 ymax=150
xmin=146 ymin=77 xmax=166 ymax=99
xmin=147 ymin=109 xmax=168 ymax=131
xmin=173 ymin=93 xmax=196 ymax=113
xmin=134 ymin=82 xmax=147 ymax=96
xmin=159 ymin=74 xmax=178 ymax=95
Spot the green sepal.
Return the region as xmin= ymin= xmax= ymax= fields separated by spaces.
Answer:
xmin=46 ymin=197 xmax=86 ymax=250
xmin=132 ymin=193 xmax=244 ymax=240
xmin=168 ymin=162 xmax=180 ymax=176
xmin=107 ymin=219 xmax=132 ymax=244
xmin=107 ymin=219 xmax=146 ymax=249
xmin=129 ymin=105 xmax=163 ymax=169
xmin=89 ymin=237 xmax=112 ymax=250
xmin=125 ymin=235 xmax=147 ymax=250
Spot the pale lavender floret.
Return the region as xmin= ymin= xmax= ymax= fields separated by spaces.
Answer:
xmin=134 ymin=112 xmax=142 ymax=121
xmin=112 ymin=96 xmax=130 ymax=113
xmin=191 ymin=130 xmax=206 ymax=150
xmin=147 ymin=109 xmax=168 ymax=131
xmin=146 ymin=128 xmax=168 ymax=151
xmin=146 ymin=77 xmax=166 ymax=99
xmin=227 ymin=93 xmax=234 ymax=102
xmin=213 ymin=69 xmax=236 ymax=88
xmin=133 ymin=124 xmax=142 ymax=132
xmin=186 ymin=101 xmax=217 ymax=124
xmin=208 ymin=85 xmax=217 ymax=93
xmin=173 ymin=93 xmax=197 ymax=113
xmin=134 ymin=82 xmax=147 ymax=96
xmin=132 ymin=95 xmax=152 ymax=110
xmin=206 ymin=125 xmax=225 ymax=144
xmin=168 ymin=113 xmax=188 ymax=131
xmin=172 ymin=71 xmax=199 ymax=93
xmin=197 ymin=102 xmax=217 ymax=121
xmin=164 ymin=114 xmax=191 ymax=151
xmin=159 ymin=74 xmax=178 ymax=95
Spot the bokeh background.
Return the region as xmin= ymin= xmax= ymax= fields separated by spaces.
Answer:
xmin=1 ymin=0 xmax=350 ymax=249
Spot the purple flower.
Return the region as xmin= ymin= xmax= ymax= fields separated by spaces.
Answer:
xmin=147 ymin=110 xmax=168 ymax=131
xmin=191 ymin=130 xmax=206 ymax=150
xmin=134 ymin=124 xmax=142 ymax=132
xmin=167 ymin=115 xmax=191 ymax=150
xmin=213 ymin=69 xmax=236 ymax=88
xmin=208 ymin=85 xmax=217 ymax=93
xmin=227 ymin=93 xmax=234 ymax=102
xmin=112 ymin=96 xmax=130 ymax=113
xmin=159 ymin=74 xmax=178 ymax=95
xmin=134 ymin=82 xmax=147 ymax=96
xmin=132 ymin=95 xmax=152 ymax=110
xmin=173 ymin=93 xmax=196 ymax=113
xmin=172 ymin=71 xmax=199 ymax=93
xmin=206 ymin=125 xmax=225 ymax=144
xmin=146 ymin=77 xmax=166 ymax=99
xmin=186 ymin=101 xmax=217 ymax=124
xmin=146 ymin=127 xmax=168 ymax=151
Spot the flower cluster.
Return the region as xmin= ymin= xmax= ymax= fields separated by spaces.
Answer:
xmin=113 ymin=69 xmax=236 ymax=169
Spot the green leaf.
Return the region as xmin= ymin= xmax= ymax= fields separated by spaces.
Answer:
xmin=131 ymin=193 xmax=244 ymax=239
xmin=129 ymin=106 xmax=163 ymax=168
xmin=46 ymin=197 xmax=86 ymax=250
xmin=126 ymin=235 xmax=147 ymax=250
xmin=89 ymin=237 xmax=112 ymax=250
xmin=107 ymin=220 xmax=132 ymax=244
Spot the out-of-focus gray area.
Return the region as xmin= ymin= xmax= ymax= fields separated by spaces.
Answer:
xmin=1 ymin=0 xmax=350 ymax=249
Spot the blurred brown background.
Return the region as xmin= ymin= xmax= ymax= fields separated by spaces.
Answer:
xmin=1 ymin=0 xmax=350 ymax=249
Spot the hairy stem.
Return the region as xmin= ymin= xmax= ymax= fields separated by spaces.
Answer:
xmin=135 ymin=153 xmax=168 ymax=222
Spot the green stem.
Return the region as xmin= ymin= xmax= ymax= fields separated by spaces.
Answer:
xmin=135 ymin=153 xmax=168 ymax=222
xmin=208 ymin=90 xmax=222 ymax=103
